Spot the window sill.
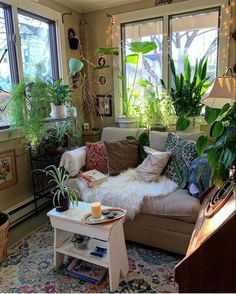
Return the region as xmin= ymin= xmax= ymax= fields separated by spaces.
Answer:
xmin=0 ymin=128 xmax=24 ymax=143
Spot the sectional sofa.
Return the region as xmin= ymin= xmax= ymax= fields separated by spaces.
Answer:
xmin=60 ymin=127 xmax=204 ymax=255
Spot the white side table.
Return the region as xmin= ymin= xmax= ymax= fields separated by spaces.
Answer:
xmin=47 ymin=202 xmax=129 ymax=292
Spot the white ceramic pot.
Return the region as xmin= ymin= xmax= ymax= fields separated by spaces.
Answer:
xmin=50 ymin=103 xmax=67 ymax=119
xmin=117 ymin=116 xmax=137 ymax=128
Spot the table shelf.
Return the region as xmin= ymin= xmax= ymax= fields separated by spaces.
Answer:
xmin=57 ymin=237 xmax=108 ymax=268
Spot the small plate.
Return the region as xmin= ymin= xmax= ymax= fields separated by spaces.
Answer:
xmin=82 ymin=208 xmax=126 ymax=225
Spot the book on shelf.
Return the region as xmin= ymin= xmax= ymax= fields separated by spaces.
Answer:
xmin=63 ymin=258 xmax=107 ymax=284
xmin=78 ymin=169 xmax=107 ymax=188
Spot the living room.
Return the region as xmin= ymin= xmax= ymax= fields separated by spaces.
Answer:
xmin=0 ymin=0 xmax=236 ymax=292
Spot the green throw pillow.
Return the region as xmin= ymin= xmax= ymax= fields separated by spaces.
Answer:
xmin=164 ymin=132 xmax=197 ymax=189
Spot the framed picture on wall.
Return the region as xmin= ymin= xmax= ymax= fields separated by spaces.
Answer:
xmin=0 ymin=149 xmax=17 ymax=190
xmin=96 ymin=95 xmax=112 ymax=116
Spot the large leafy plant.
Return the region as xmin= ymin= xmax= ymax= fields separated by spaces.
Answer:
xmin=9 ymin=78 xmax=50 ymax=149
xmin=161 ymin=55 xmax=210 ymax=131
xmin=196 ymin=103 xmax=236 ymax=187
xmin=96 ymin=41 xmax=157 ymax=118
xmin=47 ymin=79 xmax=72 ymax=106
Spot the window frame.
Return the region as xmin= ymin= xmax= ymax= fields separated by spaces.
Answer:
xmin=0 ymin=0 xmax=66 ymax=129
xmin=112 ymin=0 xmax=231 ymax=121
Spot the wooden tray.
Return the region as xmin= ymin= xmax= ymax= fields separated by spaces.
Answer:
xmin=82 ymin=208 xmax=126 ymax=225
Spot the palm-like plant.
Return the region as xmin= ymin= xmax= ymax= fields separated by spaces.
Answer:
xmin=39 ymin=165 xmax=80 ymax=209
xmin=161 ymin=55 xmax=210 ymax=131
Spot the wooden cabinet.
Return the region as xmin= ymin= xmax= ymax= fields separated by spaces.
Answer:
xmin=175 ymin=184 xmax=236 ymax=293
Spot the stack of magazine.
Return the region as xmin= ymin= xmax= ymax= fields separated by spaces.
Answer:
xmin=63 ymin=258 xmax=108 ymax=284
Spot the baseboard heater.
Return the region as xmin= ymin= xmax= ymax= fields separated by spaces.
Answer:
xmin=3 ymin=196 xmax=51 ymax=227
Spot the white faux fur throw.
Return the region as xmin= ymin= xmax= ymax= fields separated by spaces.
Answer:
xmin=77 ymin=169 xmax=178 ymax=220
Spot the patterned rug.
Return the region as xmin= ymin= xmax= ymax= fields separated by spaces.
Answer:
xmin=0 ymin=223 xmax=181 ymax=293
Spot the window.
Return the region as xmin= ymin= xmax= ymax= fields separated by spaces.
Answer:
xmin=170 ymin=9 xmax=219 ymax=81
xmin=116 ymin=0 xmax=230 ymax=118
xmin=0 ymin=4 xmax=17 ymax=127
xmin=18 ymin=11 xmax=59 ymax=80
xmin=0 ymin=3 xmax=60 ymax=128
xmin=122 ymin=18 xmax=163 ymax=90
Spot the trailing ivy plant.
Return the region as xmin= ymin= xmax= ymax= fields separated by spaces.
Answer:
xmin=196 ymin=103 xmax=236 ymax=187
xmin=161 ymin=55 xmax=210 ymax=131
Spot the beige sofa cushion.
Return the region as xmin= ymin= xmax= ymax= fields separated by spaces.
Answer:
xmin=141 ymin=188 xmax=200 ymax=223
xmin=149 ymin=131 xmax=204 ymax=151
xmin=101 ymin=127 xmax=145 ymax=141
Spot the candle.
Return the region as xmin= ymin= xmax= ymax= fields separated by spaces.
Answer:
xmin=91 ymin=202 xmax=102 ymax=218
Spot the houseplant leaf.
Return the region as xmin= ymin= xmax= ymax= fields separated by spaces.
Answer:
xmin=204 ymin=106 xmax=221 ymax=124
xmin=196 ymin=135 xmax=208 ymax=157
xmin=130 ymin=41 xmax=157 ymax=54
xmin=211 ymin=121 xmax=224 ymax=138
xmin=176 ymin=116 xmax=190 ymax=131
xmin=125 ymin=54 xmax=139 ymax=64
xmin=95 ymin=47 xmax=119 ymax=55
xmin=221 ymin=148 xmax=236 ymax=169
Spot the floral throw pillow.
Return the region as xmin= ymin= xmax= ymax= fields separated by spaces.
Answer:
xmin=85 ymin=142 xmax=108 ymax=173
xmin=164 ymin=133 xmax=197 ymax=188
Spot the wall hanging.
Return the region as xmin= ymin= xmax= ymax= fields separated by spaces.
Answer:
xmin=68 ymin=28 xmax=79 ymax=50
xmin=0 ymin=149 xmax=17 ymax=190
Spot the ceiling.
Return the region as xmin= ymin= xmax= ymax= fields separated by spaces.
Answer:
xmin=54 ymin=0 xmax=140 ymax=13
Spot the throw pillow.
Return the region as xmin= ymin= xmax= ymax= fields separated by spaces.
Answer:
xmin=136 ymin=147 xmax=171 ymax=182
xmin=104 ymin=140 xmax=139 ymax=176
xmin=85 ymin=142 xmax=108 ymax=173
xmin=188 ymin=155 xmax=211 ymax=198
xmin=164 ymin=132 xmax=197 ymax=188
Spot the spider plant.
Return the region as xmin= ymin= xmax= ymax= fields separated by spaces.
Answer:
xmin=39 ymin=165 xmax=80 ymax=210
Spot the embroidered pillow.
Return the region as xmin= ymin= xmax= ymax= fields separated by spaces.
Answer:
xmin=136 ymin=146 xmax=171 ymax=182
xmin=164 ymin=132 xmax=197 ymax=188
xmin=85 ymin=142 xmax=108 ymax=173
xmin=104 ymin=140 xmax=139 ymax=176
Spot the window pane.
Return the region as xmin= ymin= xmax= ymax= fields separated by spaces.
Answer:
xmin=0 ymin=6 xmax=13 ymax=127
xmin=122 ymin=18 xmax=163 ymax=90
xmin=170 ymin=9 xmax=219 ymax=81
xmin=18 ymin=12 xmax=55 ymax=79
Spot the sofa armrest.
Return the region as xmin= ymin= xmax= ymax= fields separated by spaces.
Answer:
xmin=59 ymin=146 xmax=86 ymax=174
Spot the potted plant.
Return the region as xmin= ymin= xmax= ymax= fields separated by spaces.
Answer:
xmin=161 ymin=55 xmax=210 ymax=131
xmin=196 ymin=103 xmax=236 ymax=188
xmin=47 ymin=79 xmax=72 ymax=118
xmin=0 ymin=212 xmax=10 ymax=262
xmin=9 ymin=78 xmax=50 ymax=150
xmin=96 ymin=41 xmax=157 ymax=128
xmin=39 ymin=165 xmax=80 ymax=212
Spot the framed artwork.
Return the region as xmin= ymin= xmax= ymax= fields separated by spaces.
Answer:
xmin=97 ymin=56 xmax=107 ymax=67
xmin=0 ymin=149 xmax=17 ymax=190
xmin=97 ymin=95 xmax=112 ymax=116
xmin=98 ymin=75 xmax=107 ymax=86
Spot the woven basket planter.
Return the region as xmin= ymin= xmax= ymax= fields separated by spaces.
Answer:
xmin=0 ymin=212 xmax=10 ymax=262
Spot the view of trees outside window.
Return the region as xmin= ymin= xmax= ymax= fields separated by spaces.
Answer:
xmin=18 ymin=12 xmax=53 ymax=79
xmin=122 ymin=18 xmax=163 ymax=91
xmin=170 ymin=9 xmax=219 ymax=81
xmin=0 ymin=7 xmax=12 ymax=127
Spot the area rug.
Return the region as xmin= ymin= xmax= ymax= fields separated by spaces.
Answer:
xmin=0 ymin=223 xmax=180 ymax=293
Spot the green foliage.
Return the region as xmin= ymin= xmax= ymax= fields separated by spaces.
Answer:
xmin=196 ymin=102 xmax=236 ymax=187
xmin=161 ymin=55 xmax=210 ymax=131
xmin=9 ymin=79 xmax=50 ymax=149
xmin=38 ymin=165 xmax=80 ymax=207
xmin=47 ymin=79 xmax=72 ymax=105
xmin=176 ymin=116 xmax=190 ymax=131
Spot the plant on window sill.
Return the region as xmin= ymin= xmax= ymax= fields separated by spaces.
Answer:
xmin=161 ymin=55 xmax=210 ymax=131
